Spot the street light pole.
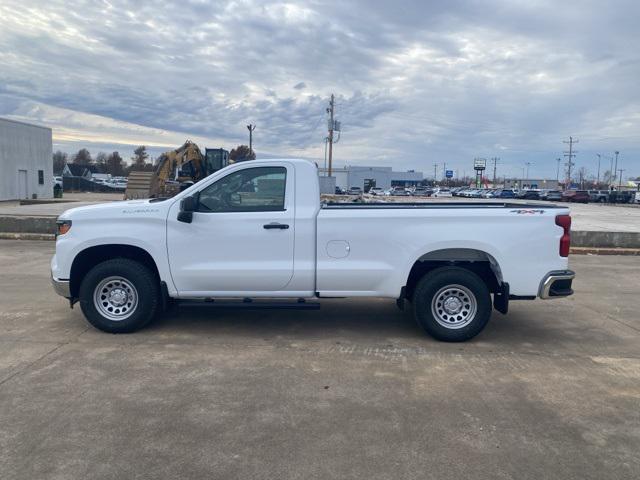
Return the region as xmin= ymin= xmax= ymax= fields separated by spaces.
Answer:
xmin=613 ymin=151 xmax=620 ymax=185
xmin=596 ymin=154 xmax=601 ymax=186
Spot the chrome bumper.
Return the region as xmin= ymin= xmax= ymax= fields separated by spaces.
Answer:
xmin=51 ymin=275 xmax=71 ymax=298
xmin=539 ymin=270 xmax=575 ymax=299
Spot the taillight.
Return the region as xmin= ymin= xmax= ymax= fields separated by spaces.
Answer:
xmin=555 ymin=215 xmax=571 ymax=257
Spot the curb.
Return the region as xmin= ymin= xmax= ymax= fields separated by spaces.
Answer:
xmin=0 ymin=232 xmax=56 ymax=241
xmin=570 ymin=247 xmax=640 ymax=256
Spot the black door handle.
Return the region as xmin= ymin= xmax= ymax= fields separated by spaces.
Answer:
xmin=263 ymin=222 xmax=289 ymax=230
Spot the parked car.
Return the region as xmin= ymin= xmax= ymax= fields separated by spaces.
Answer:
xmin=481 ymin=189 xmax=497 ymax=198
xmin=561 ymin=190 xmax=589 ymax=203
xmin=334 ymin=186 xmax=346 ymax=195
xmin=494 ymin=189 xmax=517 ymax=199
xmin=347 ymin=186 xmax=362 ymax=195
xmin=412 ymin=187 xmax=432 ymax=197
xmin=520 ymin=190 xmax=541 ymax=200
xmin=433 ymin=188 xmax=452 ymax=198
xmin=545 ymin=191 xmax=563 ymax=201
xmin=391 ymin=187 xmax=411 ymax=196
xmin=608 ymin=190 xmax=635 ymax=204
xmin=53 ymin=176 xmax=63 ymax=188
xmin=368 ymin=187 xmax=385 ymax=196
xmin=51 ymin=158 xmax=575 ymax=342
xmin=588 ymin=190 xmax=609 ymax=203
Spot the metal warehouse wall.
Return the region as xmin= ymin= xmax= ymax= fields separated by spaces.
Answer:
xmin=0 ymin=118 xmax=53 ymax=201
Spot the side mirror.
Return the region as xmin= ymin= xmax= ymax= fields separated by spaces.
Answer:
xmin=177 ymin=195 xmax=197 ymax=223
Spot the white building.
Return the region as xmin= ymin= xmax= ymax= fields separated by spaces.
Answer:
xmin=0 ymin=118 xmax=53 ymax=200
xmin=318 ymin=165 xmax=423 ymax=190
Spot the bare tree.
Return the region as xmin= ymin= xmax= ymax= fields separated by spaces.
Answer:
xmin=73 ymin=148 xmax=93 ymax=165
xmin=52 ymin=150 xmax=68 ymax=174
xmin=106 ymin=152 xmax=125 ymax=176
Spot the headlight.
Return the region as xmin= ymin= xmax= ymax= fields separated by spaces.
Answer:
xmin=56 ymin=219 xmax=72 ymax=236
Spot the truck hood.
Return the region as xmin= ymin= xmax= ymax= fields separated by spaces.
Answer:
xmin=58 ymin=199 xmax=171 ymax=220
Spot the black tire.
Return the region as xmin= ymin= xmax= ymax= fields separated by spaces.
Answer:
xmin=412 ymin=267 xmax=491 ymax=342
xmin=79 ymin=259 xmax=160 ymax=333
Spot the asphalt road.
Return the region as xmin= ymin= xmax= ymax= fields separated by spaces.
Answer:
xmin=1 ymin=240 xmax=639 ymax=479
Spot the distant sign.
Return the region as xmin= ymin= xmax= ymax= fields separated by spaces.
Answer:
xmin=474 ymin=158 xmax=486 ymax=170
xmin=445 ymin=170 xmax=454 ymax=178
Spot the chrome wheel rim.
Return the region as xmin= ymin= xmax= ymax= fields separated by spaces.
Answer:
xmin=431 ymin=284 xmax=477 ymax=329
xmin=93 ymin=276 xmax=138 ymax=321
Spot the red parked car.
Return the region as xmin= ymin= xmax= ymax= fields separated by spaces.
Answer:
xmin=561 ymin=190 xmax=590 ymax=203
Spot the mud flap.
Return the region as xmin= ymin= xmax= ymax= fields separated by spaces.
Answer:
xmin=493 ymin=282 xmax=509 ymax=315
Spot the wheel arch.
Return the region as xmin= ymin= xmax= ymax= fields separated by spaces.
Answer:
xmin=404 ymin=248 xmax=504 ymax=299
xmin=70 ymin=244 xmax=161 ymax=298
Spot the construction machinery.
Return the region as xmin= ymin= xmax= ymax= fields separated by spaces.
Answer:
xmin=125 ymin=141 xmax=229 ymax=199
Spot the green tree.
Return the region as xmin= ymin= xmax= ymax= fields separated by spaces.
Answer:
xmin=229 ymin=145 xmax=256 ymax=162
xmin=131 ymin=145 xmax=150 ymax=171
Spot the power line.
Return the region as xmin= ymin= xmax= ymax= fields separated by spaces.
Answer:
xmin=326 ymin=94 xmax=335 ymax=177
xmin=618 ymin=169 xmax=625 ymax=188
xmin=246 ymin=124 xmax=256 ymax=156
xmin=563 ymin=136 xmax=578 ymax=186
xmin=491 ymin=157 xmax=499 ymax=185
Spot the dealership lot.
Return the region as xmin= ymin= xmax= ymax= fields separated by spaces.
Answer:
xmin=0 ymin=240 xmax=638 ymax=479
xmin=1 ymin=193 xmax=640 ymax=234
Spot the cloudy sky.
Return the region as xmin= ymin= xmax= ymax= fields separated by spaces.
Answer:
xmin=1 ymin=0 xmax=639 ymax=179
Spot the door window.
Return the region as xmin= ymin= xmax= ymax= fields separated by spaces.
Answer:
xmin=198 ymin=167 xmax=286 ymax=212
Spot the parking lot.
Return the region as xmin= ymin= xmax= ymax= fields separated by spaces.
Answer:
xmin=1 ymin=240 xmax=639 ymax=479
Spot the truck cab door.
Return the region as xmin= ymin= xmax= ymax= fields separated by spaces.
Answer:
xmin=166 ymin=164 xmax=295 ymax=295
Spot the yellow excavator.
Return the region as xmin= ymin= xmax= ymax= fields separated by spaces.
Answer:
xmin=125 ymin=141 xmax=229 ymax=199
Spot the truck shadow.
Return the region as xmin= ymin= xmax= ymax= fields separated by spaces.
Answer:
xmin=145 ymin=298 xmax=589 ymax=349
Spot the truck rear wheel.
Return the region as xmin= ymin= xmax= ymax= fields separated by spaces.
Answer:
xmin=412 ymin=267 xmax=491 ymax=342
xmin=79 ymin=259 xmax=160 ymax=333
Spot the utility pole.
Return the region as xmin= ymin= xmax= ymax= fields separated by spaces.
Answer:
xmin=443 ymin=162 xmax=446 ymax=181
xmin=596 ymin=154 xmax=601 ymax=186
xmin=556 ymin=158 xmax=561 ymax=183
xmin=618 ymin=169 xmax=624 ymax=188
xmin=491 ymin=157 xmax=499 ymax=185
xmin=525 ymin=162 xmax=532 ymax=180
xmin=247 ymin=124 xmax=256 ymax=157
xmin=326 ymin=94 xmax=335 ymax=177
xmin=433 ymin=163 xmax=438 ymax=182
xmin=563 ymin=136 xmax=578 ymax=187
xmin=613 ymin=151 xmax=620 ymax=185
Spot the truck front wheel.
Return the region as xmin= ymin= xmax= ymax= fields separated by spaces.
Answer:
xmin=79 ymin=259 xmax=160 ymax=333
xmin=412 ymin=267 xmax=491 ymax=342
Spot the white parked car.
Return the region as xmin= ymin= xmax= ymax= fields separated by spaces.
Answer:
xmin=368 ymin=187 xmax=385 ymax=196
xmin=433 ymin=188 xmax=452 ymax=198
xmin=51 ymin=159 xmax=574 ymax=342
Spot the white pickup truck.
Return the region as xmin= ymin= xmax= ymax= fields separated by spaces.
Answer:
xmin=51 ymin=159 xmax=574 ymax=341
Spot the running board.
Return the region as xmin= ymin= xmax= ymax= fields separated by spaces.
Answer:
xmin=178 ymin=299 xmax=321 ymax=310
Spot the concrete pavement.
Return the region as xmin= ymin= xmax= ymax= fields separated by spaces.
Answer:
xmin=0 ymin=240 xmax=639 ymax=479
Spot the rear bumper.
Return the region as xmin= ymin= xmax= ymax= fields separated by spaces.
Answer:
xmin=539 ymin=270 xmax=575 ymax=299
xmin=51 ymin=275 xmax=71 ymax=298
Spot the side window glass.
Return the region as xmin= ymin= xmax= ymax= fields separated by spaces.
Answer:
xmin=198 ymin=167 xmax=286 ymax=213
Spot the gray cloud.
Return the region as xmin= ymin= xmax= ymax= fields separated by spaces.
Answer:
xmin=0 ymin=0 xmax=639 ymax=178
